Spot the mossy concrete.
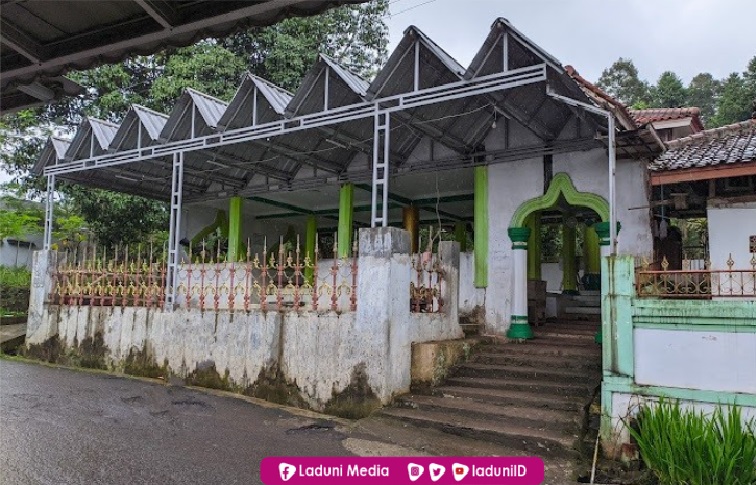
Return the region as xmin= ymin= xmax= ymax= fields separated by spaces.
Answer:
xmin=410 ymin=337 xmax=482 ymax=391
xmin=324 ymin=363 xmax=381 ymax=419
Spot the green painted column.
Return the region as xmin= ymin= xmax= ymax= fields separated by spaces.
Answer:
xmin=454 ymin=221 xmax=467 ymax=252
xmin=305 ymin=215 xmax=317 ymax=282
xmin=337 ymin=183 xmax=354 ymax=258
xmin=473 ymin=166 xmax=488 ymax=287
xmin=594 ymin=221 xmax=621 ymax=344
xmin=227 ymin=196 xmax=243 ymax=262
xmin=507 ymin=227 xmax=533 ymax=340
xmin=583 ymin=224 xmax=601 ymax=291
xmin=527 ymin=213 xmax=541 ymax=280
xmin=561 ymin=223 xmax=578 ymax=294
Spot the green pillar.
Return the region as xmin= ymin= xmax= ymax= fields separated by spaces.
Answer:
xmin=583 ymin=224 xmax=601 ymax=291
xmin=561 ymin=223 xmax=578 ymax=294
xmin=507 ymin=227 xmax=533 ymax=340
xmin=593 ymin=221 xmax=621 ymax=344
xmin=227 ymin=196 xmax=243 ymax=262
xmin=305 ymin=215 xmax=317 ymax=282
xmin=527 ymin=213 xmax=541 ymax=280
xmin=337 ymin=183 xmax=354 ymax=258
xmin=474 ymin=166 xmax=488 ymax=287
xmin=454 ymin=221 xmax=467 ymax=252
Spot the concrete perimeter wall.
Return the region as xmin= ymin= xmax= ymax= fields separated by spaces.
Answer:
xmin=25 ymin=228 xmax=462 ymax=416
xmin=601 ymin=256 xmax=756 ymax=458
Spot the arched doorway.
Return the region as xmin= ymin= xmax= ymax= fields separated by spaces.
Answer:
xmin=507 ymin=173 xmax=614 ymax=340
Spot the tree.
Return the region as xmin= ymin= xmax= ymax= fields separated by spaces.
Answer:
xmin=596 ymin=58 xmax=651 ymax=108
xmin=710 ymin=73 xmax=750 ymax=127
xmin=686 ymin=73 xmax=720 ymax=122
xmin=651 ymin=71 xmax=687 ymax=108
xmin=222 ymin=0 xmax=389 ymax=90
xmin=0 ymin=0 xmax=390 ymax=247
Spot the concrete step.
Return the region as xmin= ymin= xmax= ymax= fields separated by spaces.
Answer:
xmin=565 ymin=306 xmax=602 ymax=315
xmin=444 ymin=376 xmax=597 ymax=398
xmin=579 ymin=290 xmax=601 ymax=296
xmin=437 ymin=386 xmax=586 ymax=412
xmin=396 ymin=394 xmax=579 ymax=429
xmin=566 ymin=295 xmax=601 ymax=304
xmin=454 ymin=363 xmax=599 ymax=385
xmin=477 ymin=341 xmax=601 ymax=358
xmin=471 ymin=352 xmax=601 ymax=371
xmin=380 ymin=407 xmax=578 ymax=457
xmin=534 ymin=328 xmax=598 ymax=339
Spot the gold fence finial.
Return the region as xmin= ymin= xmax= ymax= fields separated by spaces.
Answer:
xmin=661 ymin=256 xmax=669 ymax=271
xmin=727 ymin=253 xmax=735 ymax=269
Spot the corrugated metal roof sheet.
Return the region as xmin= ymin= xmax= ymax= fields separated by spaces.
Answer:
xmin=133 ymin=104 xmax=169 ymax=139
xmin=320 ymin=54 xmax=370 ymax=97
xmin=89 ymin=118 xmax=119 ymax=150
xmin=51 ymin=137 xmax=71 ymax=159
xmin=31 ymin=136 xmax=70 ymax=175
xmin=253 ymin=75 xmax=294 ymax=115
xmin=1 ymin=1 xmax=367 ymax=91
xmin=412 ymin=26 xmax=466 ymax=78
xmin=186 ymin=88 xmax=228 ymax=129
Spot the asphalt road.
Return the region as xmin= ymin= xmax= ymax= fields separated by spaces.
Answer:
xmin=0 ymin=359 xmax=354 ymax=485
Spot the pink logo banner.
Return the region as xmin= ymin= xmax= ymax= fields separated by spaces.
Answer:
xmin=261 ymin=457 xmax=545 ymax=485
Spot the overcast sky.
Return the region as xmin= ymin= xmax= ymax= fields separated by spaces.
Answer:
xmin=384 ymin=0 xmax=755 ymax=84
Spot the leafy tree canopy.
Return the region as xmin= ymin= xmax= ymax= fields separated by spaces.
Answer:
xmin=0 ymin=1 xmax=389 ymax=246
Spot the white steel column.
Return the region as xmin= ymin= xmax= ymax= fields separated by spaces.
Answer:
xmin=371 ymin=112 xmax=390 ymax=227
xmin=165 ymin=152 xmax=184 ymax=308
xmin=43 ymin=175 xmax=55 ymax=250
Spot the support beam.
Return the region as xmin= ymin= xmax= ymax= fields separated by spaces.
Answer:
xmin=134 ymin=0 xmax=179 ymax=29
xmin=43 ymin=175 xmax=55 ymax=250
xmin=338 ymin=183 xmax=354 ymax=257
xmin=227 ymin=196 xmax=243 ymax=262
xmin=403 ymin=205 xmax=420 ymax=253
xmin=165 ymin=152 xmax=184 ymax=309
xmin=474 ymin=166 xmax=488 ymax=287
xmin=1 ymin=19 xmax=44 ymax=64
xmin=305 ymin=215 xmax=317 ymax=282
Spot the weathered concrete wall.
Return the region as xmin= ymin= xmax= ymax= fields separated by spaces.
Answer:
xmin=553 ymin=149 xmax=653 ymax=258
xmin=601 ymin=256 xmax=756 ymax=457
xmin=485 ymin=157 xmax=543 ymax=334
xmin=707 ymin=200 xmax=756 ymax=271
xmin=634 ymin=328 xmax=756 ymax=393
xmin=459 ymin=252 xmax=485 ymax=314
xmin=25 ymin=229 xmax=463 ymax=416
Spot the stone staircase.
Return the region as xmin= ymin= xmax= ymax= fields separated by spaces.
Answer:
xmin=562 ymin=290 xmax=602 ymax=323
xmin=381 ymin=319 xmax=602 ymax=458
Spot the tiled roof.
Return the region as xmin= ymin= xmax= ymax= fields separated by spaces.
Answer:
xmin=564 ymin=65 xmax=638 ymax=130
xmin=650 ymin=119 xmax=756 ymax=171
xmin=630 ymin=107 xmax=705 ymax=131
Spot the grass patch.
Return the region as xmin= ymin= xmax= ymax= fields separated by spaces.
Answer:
xmin=626 ymin=398 xmax=756 ymax=485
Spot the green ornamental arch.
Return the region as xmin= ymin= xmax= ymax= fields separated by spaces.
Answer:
xmin=510 ymin=173 xmax=609 ymax=228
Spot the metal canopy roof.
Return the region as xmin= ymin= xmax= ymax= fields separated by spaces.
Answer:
xmin=0 ymin=0 xmax=366 ymax=113
xmin=34 ymin=18 xmax=662 ymax=208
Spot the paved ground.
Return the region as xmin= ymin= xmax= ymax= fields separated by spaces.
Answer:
xmin=0 ymin=358 xmax=581 ymax=484
xmin=0 ymin=359 xmax=372 ymax=485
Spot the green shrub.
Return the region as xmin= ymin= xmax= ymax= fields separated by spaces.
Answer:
xmin=0 ymin=266 xmax=31 ymax=314
xmin=627 ymin=398 xmax=756 ymax=485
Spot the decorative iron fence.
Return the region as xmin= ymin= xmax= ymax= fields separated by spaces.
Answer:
xmin=51 ymin=246 xmax=166 ymax=308
xmin=50 ymin=236 xmax=358 ymax=313
xmin=636 ymin=254 xmax=756 ymax=299
xmin=410 ymin=252 xmax=445 ymax=313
